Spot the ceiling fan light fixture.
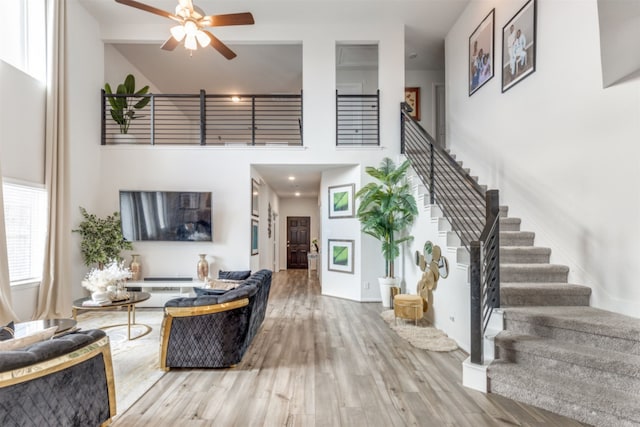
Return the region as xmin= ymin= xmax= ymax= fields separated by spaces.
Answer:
xmin=196 ymin=30 xmax=210 ymax=48
xmin=170 ymin=25 xmax=186 ymax=42
xmin=184 ymin=20 xmax=198 ymax=37
xmin=184 ymin=34 xmax=197 ymax=50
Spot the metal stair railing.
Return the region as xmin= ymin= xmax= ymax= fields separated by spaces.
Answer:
xmin=400 ymin=103 xmax=500 ymax=364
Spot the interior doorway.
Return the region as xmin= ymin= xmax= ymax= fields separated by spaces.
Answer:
xmin=287 ymin=216 xmax=310 ymax=269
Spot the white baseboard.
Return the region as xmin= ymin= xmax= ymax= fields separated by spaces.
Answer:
xmin=462 ymin=356 xmax=488 ymax=393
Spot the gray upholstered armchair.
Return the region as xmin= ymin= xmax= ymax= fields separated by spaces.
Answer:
xmin=0 ymin=329 xmax=116 ymax=427
xmin=160 ymin=269 xmax=272 ymax=370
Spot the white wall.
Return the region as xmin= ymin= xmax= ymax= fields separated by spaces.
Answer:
xmin=405 ymin=69 xmax=445 ymax=136
xmin=278 ymin=197 xmax=319 ymax=271
xmin=446 ymin=0 xmax=640 ymax=318
xmin=320 ymin=166 xmax=366 ymax=301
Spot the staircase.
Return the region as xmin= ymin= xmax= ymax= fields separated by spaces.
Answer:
xmin=490 ymin=223 xmax=640 ymax=427
xmin=401 ymin=108 xmax=640 ymax=426
xmin=424 ymin=154 xmax=640 ymax=427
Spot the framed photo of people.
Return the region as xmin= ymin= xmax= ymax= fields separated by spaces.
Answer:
xmin=502 ymin=0 xmax=537 ymax=92
xmin=468 ymin=9 xmax=495 ymax=96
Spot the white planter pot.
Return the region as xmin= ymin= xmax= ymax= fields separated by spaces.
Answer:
xmin=112 ymin=133 xmax=137 ymax=144
xmin=378 ymin=277 xmax=399 ymax=308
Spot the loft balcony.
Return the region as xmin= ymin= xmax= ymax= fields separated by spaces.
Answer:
xmin=101 ymin=90 xmax=380 ymax=147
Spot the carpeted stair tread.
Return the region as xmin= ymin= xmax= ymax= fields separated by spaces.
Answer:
xmin=501 ymin=282 xmax=591 ymax=307
xmin=488 ymin=360 xmax=640 ymax=426
xmin=499 ymin=217 xmax=521 ymax=231
xmin=504 ymin=306 xmax=640 ymax=342
xmin=500 ymin=246 xmax=551 ymax=263
xmin=500 ymin=263 xmax=569 ymax=282
xmin=500 ymin=231 xmax=535 ymax=246
xmin=495 ymin=331 xmax=640 ymax=383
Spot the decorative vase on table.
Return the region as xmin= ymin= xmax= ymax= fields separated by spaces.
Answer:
xmin=91 ymin=289 xmax=110 ymax=302
xmin=129 ymin=254 xmax=141 ymax=281
xmin=197 ymin=254 xmax=209 ymax=281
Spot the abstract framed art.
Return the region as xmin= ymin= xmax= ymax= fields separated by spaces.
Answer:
xmin=502 ymin=0 xmax=537 ymax=92
xmin=404 ymin=87 xmax=420 ymax=121
xmin=328 ymin=184 xmax=355 ymax=218
xmin=327 ymin=239 xmax=354 ymax=274
xmin=469 ymin=9 xmax=495 ymax=96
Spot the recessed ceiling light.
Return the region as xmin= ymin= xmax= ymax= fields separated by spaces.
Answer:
xmin=288 ymin=176 xmax=295 ymax=181
xmin=295 ymin=192 xmax=300 ymax=197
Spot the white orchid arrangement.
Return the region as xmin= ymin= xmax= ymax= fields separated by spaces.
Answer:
xmin=82 ymin=259 xmax=132 ymax=293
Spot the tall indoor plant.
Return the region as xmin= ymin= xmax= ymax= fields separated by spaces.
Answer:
xmin=104 ymin=74 xmax=150 ymax=135
xmin=73 ymin=207 xmax=133 ymax=268
xmin=356 ymin=157 xmax=418 ymax=307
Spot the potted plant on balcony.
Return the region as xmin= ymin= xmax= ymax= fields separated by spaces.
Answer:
xmin=356 ymin=157 xmax=418 ymax=308
xmin=73 ymin=207 xmax=133 ymax=269
xmin=104 ymin=74 xmax=150 ymax=142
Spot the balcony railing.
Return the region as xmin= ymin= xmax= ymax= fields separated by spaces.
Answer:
xmin=336 ymin=90 xmax=380 ymax=146
xmin=102 ymin=90 xmax=303 ymax=146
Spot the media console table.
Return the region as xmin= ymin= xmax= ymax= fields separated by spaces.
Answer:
xmin=126 ymin=279 xmax=204 ymax=307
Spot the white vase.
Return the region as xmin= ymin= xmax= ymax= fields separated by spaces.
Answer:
xmin=91 ymin=290 xmax=110 ymax=302
xmin=378 ymin=277 xmax=399 ymax=308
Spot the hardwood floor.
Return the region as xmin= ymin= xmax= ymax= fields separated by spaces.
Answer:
xmin=114 ymin=270 xmax=585 ymax=426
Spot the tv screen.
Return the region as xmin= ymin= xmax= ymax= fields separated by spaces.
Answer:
xmin=120 ymin=191 xmax=212 ymax=241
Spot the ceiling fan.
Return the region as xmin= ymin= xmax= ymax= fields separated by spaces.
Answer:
xmin=115 ymin=0 xmax=254 ymax=59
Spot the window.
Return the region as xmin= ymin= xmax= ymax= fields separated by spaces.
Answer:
xmin=0 ymin=0 xmax=46 ymax=82
xmin=2 ymin=181 xmax=47 ymax=285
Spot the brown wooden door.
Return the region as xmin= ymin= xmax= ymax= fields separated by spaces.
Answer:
xmin=287 ymin=216 xmax=310 ymax=269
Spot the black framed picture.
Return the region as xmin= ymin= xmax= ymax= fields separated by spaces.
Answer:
xmin=502 ymin=0 xmax=537 ymax=92
xmin=469 ymin=9 xmax=495 ymax=96
xmin=251 ymin=219 xmax=259 ymax=255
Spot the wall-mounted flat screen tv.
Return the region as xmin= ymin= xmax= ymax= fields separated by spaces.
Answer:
xmin=120 ymin=191 xmax=212 ymax=242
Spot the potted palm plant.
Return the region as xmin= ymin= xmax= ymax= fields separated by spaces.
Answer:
xmin=356 ymin=158 xmax=418 ymax=307
xmin=104 ymin=74 xmax=150 ymax=140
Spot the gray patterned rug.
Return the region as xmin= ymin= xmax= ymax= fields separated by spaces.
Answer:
xmin=381 ymin=309 xmax=458 ymax=352
xmin=75 ymin=308 xmax=165 ymax=418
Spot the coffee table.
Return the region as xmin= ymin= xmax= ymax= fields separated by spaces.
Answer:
xmin=15 ymin=318 xmax=78 ymax=338
xmin=72 ymin=291 xmax=152 ymax=340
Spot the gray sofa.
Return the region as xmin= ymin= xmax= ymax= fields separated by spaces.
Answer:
xmin=160 ymin=269 xmax=272 ymax=369
xmin=0 ymin=329 xmax=116 ymax=427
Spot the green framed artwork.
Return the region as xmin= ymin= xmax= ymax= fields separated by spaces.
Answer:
xmin=327 ymin=239 xmax=354 ymax=274
xmin=328 ymin=183 xmax=355 ymax=218
xmin=251 ymin=219 xmax=259 ymax=255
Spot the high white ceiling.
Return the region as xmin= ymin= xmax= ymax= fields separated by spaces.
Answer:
xmin=78 ymin=0 xmax=468 ymax=197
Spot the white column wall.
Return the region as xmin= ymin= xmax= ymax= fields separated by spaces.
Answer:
xmin=446 ymin=0 xmax=640 ymax=317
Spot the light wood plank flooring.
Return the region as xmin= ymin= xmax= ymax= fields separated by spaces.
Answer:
xmin=114 ymin=270 xmax=585 ymax=426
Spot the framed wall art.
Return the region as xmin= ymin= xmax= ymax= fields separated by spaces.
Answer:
xmin=404 ymin=87 xmax=420 ymax=121
xmin=328 ymin=183 xmax=355 ymax=218
xmin=327 ymin=239 xmax=354 ymax=274
xmin=251 ymin=178 xmax=259 ymax=217
xmin=251 ymin=219 xmax=259 ymax=255
xmin=469 ymin=9 xmax=495 ymax=96
xmin=502 ymin=0 xmax=537 ymax=92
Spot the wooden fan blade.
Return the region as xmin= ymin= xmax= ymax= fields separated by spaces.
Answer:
xmin=203 ymin=30 xmax=237 ymax=60
xmin=161 ymin=36 xmax=180 ymax=51
xmin=115 ymin=0 xmax=179 ymax=21
xmin=201 ymin=12 xmax=255 ymax=27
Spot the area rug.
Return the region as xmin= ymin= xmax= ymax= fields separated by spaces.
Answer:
xmin=75 ymin=308 xmax=165 ymax=418
xmin=381 ymin=309 xmax=458 ymax=352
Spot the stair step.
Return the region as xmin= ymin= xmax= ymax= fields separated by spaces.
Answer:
xmin=503 ymin=306 xmax=640 ymax=355
xmin=499 ymin=217 xmax=521 ymax=231
xmin=501 ymin=282 xmax=591 ymax=306
xmin=500 ymin=246 xmax=550 ymax=263
xmin=488 ymin=360 xmax=640 ymax=427
xmin=494 ymin=331 xmax=640 ymax=395
xmin=500 ymin=231 xmax=534 ymax=246
xmin=500 ymin=263 xmax=569 ymax=283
